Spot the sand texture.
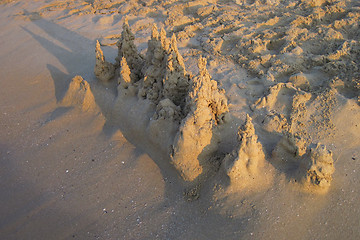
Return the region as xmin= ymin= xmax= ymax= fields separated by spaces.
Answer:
xmin=1 ymin=0 xmax=360 ymax=239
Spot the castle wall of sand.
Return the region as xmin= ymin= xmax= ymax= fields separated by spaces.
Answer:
xmin=62 ymin=19 xmax=349 ymax=194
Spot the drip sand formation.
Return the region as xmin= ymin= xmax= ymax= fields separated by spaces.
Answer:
xmin=68 ymin=19 xmax=336 ymax=195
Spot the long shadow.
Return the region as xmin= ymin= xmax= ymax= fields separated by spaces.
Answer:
xmin=46 ymin=64 xmax=71 ymax=102
xmin=20 ymin=21 xmax=94 ymax=75
xmin=23 ymin=17 xmax=251 ymax=239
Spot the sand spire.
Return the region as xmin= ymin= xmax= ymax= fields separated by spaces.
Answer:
xmin=118 ymin=56 xmax=132 ymax=88
xmin=224 ymin=115 xmax=266 ymax=183
xmin=170 ymin=57 xmax=229 ymax=181
xmin=116 ymin=18 xmax=143 ymax=81
xmin=162 ymin=34 xmax=189 ymax=107
xmin=186 ymin=57 xmax=229 ymax=124
xmin=94 ymin=40 xmax=115 ymax=82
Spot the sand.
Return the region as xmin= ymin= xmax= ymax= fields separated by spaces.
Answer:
xmin=1 ymin=0 xmax=360 ymax=239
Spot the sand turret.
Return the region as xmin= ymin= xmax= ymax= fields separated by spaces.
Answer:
xmin=302 ymin=144 xmax=335 ymax=191
xmin=138 ymin=25 xmax=170 ymax=102
xmin=116 ymin=18 xmax=144 ymax=81
xmin=94 ymin=40 xmax=115 ymax=82
xmin=170 ymin=57 xmax=229 ymax=181
xmin=162 ymin=34 xmax=189 ymax=107
xmin=186 ymin=57 xmax=229 ymax=124
xmin=224 ymin=115 xmax=266 ymax=183
xmin=62 ymin=76 xmax=97 ymax=112
xmin=118 ymin=57 xmax=131 ymax=87
xmin=160 ymin=28 xmax=169 ymax=53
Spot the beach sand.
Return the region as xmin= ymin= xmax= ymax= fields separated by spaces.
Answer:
xmin=1 ymin=0 xmax=359 ymax=239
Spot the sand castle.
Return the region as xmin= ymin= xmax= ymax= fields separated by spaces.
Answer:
xmin=94 ymin=40 xmax=115 ymax=82
xmin=92 ymin=21 xmax=230 ymax=183
xmin=67 ymin=19 xmax=336 ymax=194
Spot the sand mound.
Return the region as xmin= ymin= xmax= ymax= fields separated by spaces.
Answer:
xmin=252 ymin=82 xmax=312 ymax=136
xmin=61 ymin=75 xmax=98 ymax=112
xmin=272 ymin=132 xmax=308 ymax=168
xmin=302 ymin=144 xmax=335 ymax=191
xmin=272 ymin=132 xmax=335 ymax=193
xmin=223 ymin=115 xmax=269 ymax=187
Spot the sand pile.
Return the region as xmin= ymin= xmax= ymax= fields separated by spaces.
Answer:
xmin=223 ymin=115 xmax=270 ymax=188
xmin=61 ymin=75 xmax=98 ymax=112
xmin=272 ymin=132 xmax=335 ymax=193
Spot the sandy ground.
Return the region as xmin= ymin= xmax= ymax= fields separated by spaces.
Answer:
xmin=0 ymin=0 xmax=360 ymax=239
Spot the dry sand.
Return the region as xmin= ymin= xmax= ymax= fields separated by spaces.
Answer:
xmin=1 ymin=0 xmax=360 ymax=239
